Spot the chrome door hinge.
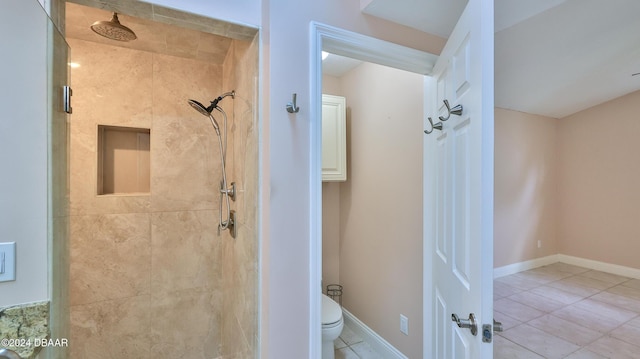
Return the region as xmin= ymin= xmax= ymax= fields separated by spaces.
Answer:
xmin=63 ymin=85 xmax=73 ymax=114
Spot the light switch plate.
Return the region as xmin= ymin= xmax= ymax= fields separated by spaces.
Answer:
xmin=400 ymin=314 xmax=409 ymax=335
xmin=0 ymin=242 xmax=16 ymax=282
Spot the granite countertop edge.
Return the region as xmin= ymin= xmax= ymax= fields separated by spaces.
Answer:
xmin=0 ymin=301 xmax=50 ymax=359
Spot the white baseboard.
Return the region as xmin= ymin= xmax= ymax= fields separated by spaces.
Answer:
xmin=342 ymin=308 xmax=408 ymax=359
xmin=493 ymin=254 xmax=640 ymax=279
xmin=493 ymin=254 xmax=559 ymax=278
xmin=557 ymin=254 xmax=640 ymax=279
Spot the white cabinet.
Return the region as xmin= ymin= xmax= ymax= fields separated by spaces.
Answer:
xmin=322 ymin=94 xmax=347 ymax=181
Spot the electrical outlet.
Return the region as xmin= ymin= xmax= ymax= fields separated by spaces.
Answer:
xmin=537 ymin=240 xmax=541 ymax=248
xmin=400 ymin=314 xmax=408 ymax=335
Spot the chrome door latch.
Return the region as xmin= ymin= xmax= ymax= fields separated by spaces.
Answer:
xmin=452 ymin=313 xmax=477 ymax=336
xmin=63 ymin=86 xmax=73 ymax=114
xmin=482 ymin=319 xmax=503 ymax=343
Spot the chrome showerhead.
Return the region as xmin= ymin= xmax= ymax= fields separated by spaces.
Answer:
xmin=91 ymin=13 xmax=137 ymax=42
xmin=188 ymin=99 xmax=214 ymax=117
xmin=187 ymin=91 xmax=235 ymax=136
xmin=188 ymin=99 xmax=220 ymax=135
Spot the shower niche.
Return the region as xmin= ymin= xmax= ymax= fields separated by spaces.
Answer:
xmin=97 ymin=125 xmax=150 ymax=195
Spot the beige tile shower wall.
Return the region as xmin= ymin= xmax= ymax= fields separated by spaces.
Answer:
xmin=219 ymin=36 xmax=260 ymax=358
xmin=68 ymin=38 xmax=230 ymax=358
xmin=69 ymin=39 xmax=153 ymax=215
xmin=558 ymin=90 xmax=640 ymax=270
xmin=494 ymin=108 xmax=559 ymax=268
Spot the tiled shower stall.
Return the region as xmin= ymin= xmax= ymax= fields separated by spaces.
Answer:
xmin=65 ymin=3 xmax=259 ymax=358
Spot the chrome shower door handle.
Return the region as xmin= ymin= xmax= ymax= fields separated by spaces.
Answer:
xmin=63 ymin=86 xmax=72 ymax=114
xmin=452 ymin=313 xmax=478 ymax=336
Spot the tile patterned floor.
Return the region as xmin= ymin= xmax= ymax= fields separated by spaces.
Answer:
xmin=334 ymin=322 xmax=384 ymax=359
xmin=495 ymin=263 xmax=640 ymax=359
xmin=332 ymin=263 xmax=640 ymax=358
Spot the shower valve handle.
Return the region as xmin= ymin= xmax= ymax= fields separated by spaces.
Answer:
xmin=220 ymin=182 xmax=236 ymax=201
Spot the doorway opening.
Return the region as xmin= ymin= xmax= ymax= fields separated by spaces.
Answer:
xmin=310 ymin=22 xmax=438 ymax=358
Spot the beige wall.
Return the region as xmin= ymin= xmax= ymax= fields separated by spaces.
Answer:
xmin=321 ymin=74 xmax=344 ymax=290
xmin=68 ymin=35 xmax=258 ymax=358
xmin=494 ymin=108 xmax=559 ymax=267
xmin=322 ymin=182 xmax=342 ymax=290
xmin=322 ymin=63 xmax=424 ymax=358
xmin=495 ymin=92 xmax=640 ymax=271
xmin=558 ymin=90 xmax=640 ymax=269
xmin=322 ymin=74 xmax=343 ymax=97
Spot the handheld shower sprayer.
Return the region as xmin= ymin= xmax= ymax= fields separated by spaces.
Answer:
xmin=188 ymin=91 xmax=235 ymax=136
xmin=187 ymin=90 xmax=237 ymax=238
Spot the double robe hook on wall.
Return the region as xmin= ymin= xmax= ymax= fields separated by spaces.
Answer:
xmin=424 ymin=99 xmax=463 ymax=134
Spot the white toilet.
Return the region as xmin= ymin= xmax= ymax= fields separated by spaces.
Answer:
xmin=321 ymin=294 xmax=344 ymax=359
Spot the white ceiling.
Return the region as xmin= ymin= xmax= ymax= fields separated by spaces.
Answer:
xmin=350 ymin=0 xmax=640 ymax=118
xmin=361 ymin=0 xmax=467 ymax=39
xmin=495 ymin=0 xmax=640 ymax=118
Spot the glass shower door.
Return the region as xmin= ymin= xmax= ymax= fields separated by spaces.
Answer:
xmin=0 ymin=1 xmax=70 ymax=358
xmin=46 ymin=10 xmax=71 ymax=359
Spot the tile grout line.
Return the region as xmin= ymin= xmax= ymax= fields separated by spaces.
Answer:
xmin=496 ymin=333 xmax=543 ymax=358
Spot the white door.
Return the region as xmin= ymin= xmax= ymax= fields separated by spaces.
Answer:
xmin=424 ymin=0 xmax=494 ymax=357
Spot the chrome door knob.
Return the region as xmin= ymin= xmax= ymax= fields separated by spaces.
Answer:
xmin=452 ymin=313 xmax=478 ymax=336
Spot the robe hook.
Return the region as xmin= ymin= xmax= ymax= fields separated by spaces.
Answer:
xmin=286 ymin=93 xmax=300 ymax=113
xmin=439 ymin=99 xmax=463 ymax=122
xmin=424 ymin=117 xmax=443 ymax=134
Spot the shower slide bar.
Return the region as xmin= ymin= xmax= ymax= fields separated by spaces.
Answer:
xmin=187 ymin=90 xmax=238 ymax=238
